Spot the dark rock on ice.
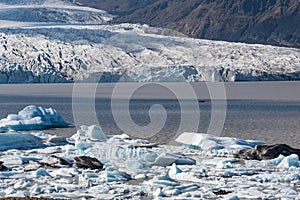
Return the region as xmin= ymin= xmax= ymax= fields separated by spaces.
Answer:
xmin=213 ymin=189 xmax=233 ymax=195
xmin=237 ymin=144 xmax=300 ymax=160
xmin=74 ymin=156 xmax=104 ymax=170
xmin=0 ymin=161 xmax=6 ymax=171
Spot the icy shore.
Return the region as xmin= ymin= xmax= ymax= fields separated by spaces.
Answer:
xmin=1 ymin=125 xmax=300 ymax=199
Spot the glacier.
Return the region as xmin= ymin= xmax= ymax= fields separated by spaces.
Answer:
xmin=0 ymin=0 xmax=299 ymax=83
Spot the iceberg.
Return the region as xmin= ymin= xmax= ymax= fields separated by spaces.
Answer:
xmin=175 ymin=132 xmax=265 ymax=154
xmin=0 ymin=105 xmax=70 ymax=131
xmin=0 ymin=132 xmax=45 ymax=151
xmin=168 ymin=163 xmax=203 ymax=183
xmin=277 ymin=154 xmax=300 ymax=168
xmin=149 ymin=173 xmax=180 ymax=187
xmin=77 ymin=125 xmax=108 ymax=142
xmin=33 ymin=168 xmax=51 ymax=178
xmin=150 ymin=153 xmax=196 ymax=166
xmin=245 ymin=154 xmax=300 ymax=169
xmin=97 ymin=167 xmax=131 ymax=183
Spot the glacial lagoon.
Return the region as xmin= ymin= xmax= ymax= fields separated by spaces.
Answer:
xmin=0 ymin=81 xmax=299 ymax=147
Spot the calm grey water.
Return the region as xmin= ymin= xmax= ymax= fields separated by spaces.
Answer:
xmin=0 ymin=82 xmax=299 ymax=147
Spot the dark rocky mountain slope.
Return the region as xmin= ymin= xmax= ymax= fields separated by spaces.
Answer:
xmin=73 ymin=0 xmax=300 ymax=48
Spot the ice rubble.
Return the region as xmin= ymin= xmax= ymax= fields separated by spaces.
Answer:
xmin=0 ymin=125 xmax=300 ymax=199
xmin=0 ymin=1 xmax=299 ymax=83
xmin=0 ymin=105 xmax=70 ymax=131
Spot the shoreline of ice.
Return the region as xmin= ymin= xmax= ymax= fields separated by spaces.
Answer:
xmin=1 ymin=124 xmax=300 ymax=199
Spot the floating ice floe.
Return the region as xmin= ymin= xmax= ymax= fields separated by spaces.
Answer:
xmin=149 ymin=153 xmax=196 ymax=167
xmin=0 ymin=132 xmax=45 ymax=151
xmin=277 ymin=154 xmax=300 ymax=168
xmin=245 ymin=154 xmax=300 ymax=169
xmin=0 ymin=105 xmax=70 ymax=131
xmin=168 ymin=163 xmax=202 ymax=182
xmin=68 ymin=125 xmax=107 ymax=150
xmin=176 ymin=132 xmax=265 ymax=155
xmin=100 ymin=167 xmax=131 ymax=183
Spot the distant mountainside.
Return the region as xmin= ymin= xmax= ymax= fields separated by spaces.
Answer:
xmin=73 ymin=0 xmax=300 ymax=48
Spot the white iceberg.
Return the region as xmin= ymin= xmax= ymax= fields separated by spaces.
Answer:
xmin=176 ymin=132 xmax=265 ymax=154
xmin=149 ymin=153 xmax=196 ymax=166
xmin=245 ymin=154 xmax=300 ymax=169
xmin=149 ymin=173 xmax=180 ymax=187
xmin=277 ymin=154 xmax=300 ymax=168
xmin=98 ymin=167 xmax=131 ymax=183
xmin=0 ymin=132 xmax=45 ymax=151
xmin=72 ymin=125 xmax=108 ymax=142
xmin=33 ymin=168 xmax=51 ymax=178
xmin=68 ymin=125 xmax=107 ymax=151
xmin=0 ymin=105 xmax=70 ymax=131
xmin=245 ymin=154 xmax=285 ymax=168
xmin=0 ymin=155 xmax=40 ymax=166
xmin=168 ymin=163 xmax=202 ymax=183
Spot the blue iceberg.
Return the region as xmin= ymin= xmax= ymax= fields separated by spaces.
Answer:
xmin=0 ymin=105 xmax=71 ymax=131
xmin=0 ymin=132 xmax=45 ymax=151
